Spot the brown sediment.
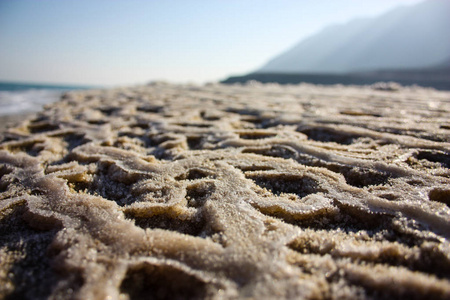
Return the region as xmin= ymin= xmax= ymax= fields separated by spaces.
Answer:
xmin=0 ymin=82 xmax=449 ymax=299
xmin=0 ymin=113 xmax=35 ymax=131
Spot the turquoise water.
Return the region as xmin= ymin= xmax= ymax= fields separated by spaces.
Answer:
xmin=0 ymin=81 xmax=92 ymax=92
xmin=0 ymin=81 xmax=94 ymax=116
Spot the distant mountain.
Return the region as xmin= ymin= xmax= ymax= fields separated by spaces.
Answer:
xmin=435 ymin=57 xmax=450 ymax=68
xmin=258 ymin=0 xmax=450 ymax=74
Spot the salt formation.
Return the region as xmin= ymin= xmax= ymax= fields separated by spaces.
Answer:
xmin=0 ymin=82 xmax=449 ymax=299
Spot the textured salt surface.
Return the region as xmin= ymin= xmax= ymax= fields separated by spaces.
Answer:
xmin=0 ymin=82 xmax=449 ymax=299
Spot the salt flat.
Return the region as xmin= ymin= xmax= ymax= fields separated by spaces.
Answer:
xmin=1 ymin=82 xmax=449 ymax=299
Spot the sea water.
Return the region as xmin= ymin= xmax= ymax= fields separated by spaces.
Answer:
xmin=0 ymin=82 xmax=92 ymax=116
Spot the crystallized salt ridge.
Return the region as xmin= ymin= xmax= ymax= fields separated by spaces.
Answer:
xmin=0 ymin=83 xmax=449 ymax=299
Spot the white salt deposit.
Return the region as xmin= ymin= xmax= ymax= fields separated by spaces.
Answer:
xmin=0 ymin=82 xmax=449 ymax=299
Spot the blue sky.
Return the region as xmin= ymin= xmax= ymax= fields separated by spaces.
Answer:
xmin=0 ymin=0 xmax=422 ymax=86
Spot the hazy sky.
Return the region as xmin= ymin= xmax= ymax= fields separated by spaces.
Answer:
xmin=0 ymin=0 xmax=423 ymax=86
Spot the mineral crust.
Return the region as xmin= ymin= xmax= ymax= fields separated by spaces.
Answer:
xmin=0 ymin=82 xmax=449 ymax=299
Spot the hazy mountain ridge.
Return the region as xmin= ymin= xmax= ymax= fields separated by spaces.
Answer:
xmin=258 ymin=0 xmax=450 ymax=74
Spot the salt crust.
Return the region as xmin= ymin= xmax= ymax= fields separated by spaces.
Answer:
xmin=0 ymin=82 xmax=449 ymax=299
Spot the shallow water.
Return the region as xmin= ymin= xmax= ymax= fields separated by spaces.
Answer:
xmin=0 ymin=82 xmax=92 ymax=116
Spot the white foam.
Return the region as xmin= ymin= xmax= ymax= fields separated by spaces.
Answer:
xmin=0 ymin=89 xmax=62 ymax=116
